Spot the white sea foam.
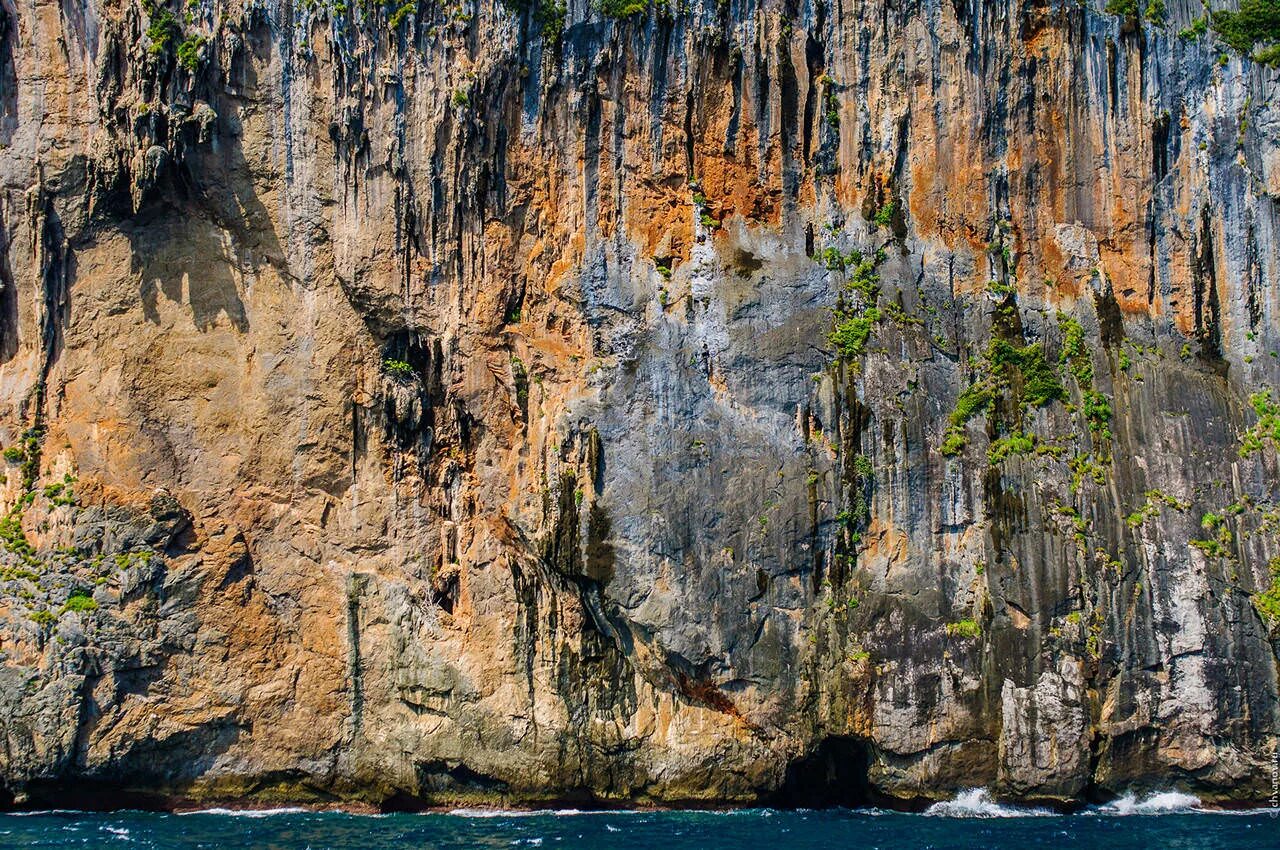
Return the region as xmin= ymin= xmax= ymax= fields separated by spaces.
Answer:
xmin=447 ymin=808 xmax=636 ymax=818
xmin=103 ymin=825 xmax=131 ymax=839
xmin=8 ymin=810 xmax=80 ymax=817
xmin=1095 ymin=791 xmax=1202 ymax=815
xmin=924 ymin=789 xmax=1053 ymax=818
xmin=177 ymin=807 xmax=313 ymax=817
xmin=447 ymin=809 xmax=539 ymax=818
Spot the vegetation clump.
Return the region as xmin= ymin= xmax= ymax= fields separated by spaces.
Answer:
xmin=387 ymin=0 xmax=417 ymax=28
xmin=946 ymin=619 xmax=981 ymax=639
xmin=176 ymin=34 xmax=206 ymax=71
xmin=830 ymin=307 xmax=882 ymax=359
xmin=826 ymin=249 xmax=883 ymax=360
xmin=1253 ymin=556 xmax=1280 ymax=633
xmin=1125 ymin=489 xmax=1190 ymax=528
xmin=502 ymin=0 xmax=567 ymax=38
xmin=987 ymin=339 xmax=1065 ymax=406
xmin=1179 ymin=14 xmax=1209 ymax=38
xmin=987 ymin=430 xmax=1036 ymax=464
xmin=598 ymin=0 xmax=648 ymax=17
xmin=61 ymin=590 xmax=98 ymax=614
xmin=1190 ymin=512 xmax=1234 ymax=559
xmin=1058 ymin=314 xmax=1112 ymax=443
xmin=383 ymin=358 xmax=415 ymax=380
xmin=1240 ymin=388 xmax=1280 ymax=456
xmin=940 ymin=339 xmax=1063 ymax=458
xmin=534 ymin=0 xmax=568 ymax=39
xmin=1210 ymin=0 xmax=1280 ymax=67
xmin=144 ymin=1 xmax=183 ymax=53
xmin=873 ymin=201 xmax=896 ymax=229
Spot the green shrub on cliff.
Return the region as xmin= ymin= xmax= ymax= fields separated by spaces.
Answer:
xmin=1240 ymin=388 xmax=1280 ymax=456
xmin=939 ymin=383 xmax=993 ymax=457
xmin=534 ymin=0 xmax=567 ymax=39
xmin=1105 ymin=0 xmax=1139 ymax=18
xmin=946 ymin=619 xmax=981 ymax=639
xmin=1211 ymin=0 xmax=1280 ymax=66
xmin=829 ymin=307 xmax=881 ymax=359
xmin=387 ymin=0 xmax=416 ymax=28
xmin=176 ymin=35 xmax=205 ymax=71
xmin=1179 ymin=14 xmax=1209 ymax=38
xmin=986 ymin=340 xmax=1065 ymax=406
xmin=598 ymin=0 xmax=648 ymax=17
xmin=144 ymin=3 xmax=182 ymax=54
xmin=951 ymin=384 xmax=993 ymax=426
xmin=62 ymin=590 xmax=98 ymax=614
xmin=1254 ymin=557 xmax=1280 ymax=632
xmin=987 ymin=431 xmax=1036 ymax=464
xmin=383 ymin=358 xmax=415 ymax=380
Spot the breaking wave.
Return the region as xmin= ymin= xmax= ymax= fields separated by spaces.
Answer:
xmin=924 ymin=789 xmax=1053 ymax=818
xmin=1095 ymin=791 xmax=1202 ymax=815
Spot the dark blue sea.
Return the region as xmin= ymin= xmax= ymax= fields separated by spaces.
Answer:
xmin=0 ymin=791 xmax=1274 ymax=849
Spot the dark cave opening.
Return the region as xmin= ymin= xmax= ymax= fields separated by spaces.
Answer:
xmin=773 ymin=736 xmax=875 ymax=809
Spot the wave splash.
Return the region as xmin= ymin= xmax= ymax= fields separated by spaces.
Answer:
xmin=923 ymin=788 xmax=1206 ymax=818
xmin=1096 ymin=791 xmax=1202 ymax=815
xmin=924 ymin=789 xmax=1053 ymax=818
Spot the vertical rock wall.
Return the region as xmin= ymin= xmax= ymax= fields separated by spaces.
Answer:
xmin=0 ymin=0 xmax=1275 ymax=807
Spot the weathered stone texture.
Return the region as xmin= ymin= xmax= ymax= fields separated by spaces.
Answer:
xmin=0 ymin=0 xmax=1276 ymax=808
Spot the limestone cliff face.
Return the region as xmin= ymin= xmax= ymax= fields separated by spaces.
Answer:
xmin=0 ymin=0 xmax=1276 ymax=809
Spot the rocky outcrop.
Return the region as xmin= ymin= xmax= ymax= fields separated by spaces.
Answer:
xmin=0 ymin=0 xmax=1276 ymax=809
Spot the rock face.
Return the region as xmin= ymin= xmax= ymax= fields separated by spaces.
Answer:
xmin=0 ymin=0 xmax=1276 ymax=809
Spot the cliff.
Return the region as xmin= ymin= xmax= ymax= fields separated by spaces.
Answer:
xmin=0 ymin=0 xmax=1277 ymax=809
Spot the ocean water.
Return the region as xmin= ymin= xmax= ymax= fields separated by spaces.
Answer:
xmin=0 ymin=790 xmax=1274 ymax=849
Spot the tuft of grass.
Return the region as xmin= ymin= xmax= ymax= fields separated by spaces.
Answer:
xmin=988 ymin=430 xmax=1035 ymax=464
xmin=950 ymin=383 xmax=994 ymax=426
xmin=946 ymin=619 xmax=981 ymax=639
xmin=940 ymin=428 xmax=967 ymax=457
xmin=61 ymin=590 xmax=98 ymax=614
